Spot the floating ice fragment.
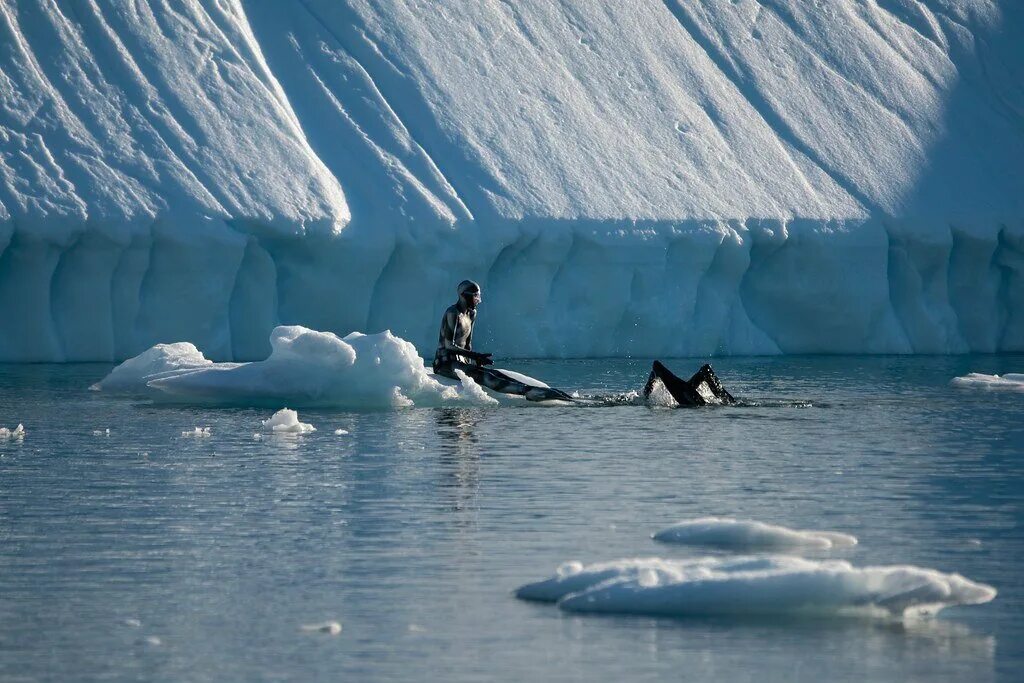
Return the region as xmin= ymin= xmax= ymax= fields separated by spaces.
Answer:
xmin=182 ymin=427 xmax=211 ymax=437
xmin=0 ymin=424 xmax=25 ymax=440
xmin=92 ymin=428 xmax=110 ymax=436
xmin=951 ymin=373 xmax=1024 ymax=391
xmin=262 ymin=408 xmax=316 ymax=433
xmin=123 ymin=618 xmax=141 ymax=628
xmin=516 ymin=556 xmax=996 ymax=619
xmin=653 ymin=517 xmax=857 ymax=550
xmin=333 ymin=428 xmax=349 ymax=436
xmin=142 ymin=636 xmax=161 ymax=646
xmin=301 ymin=621 xmax=342 ymax=635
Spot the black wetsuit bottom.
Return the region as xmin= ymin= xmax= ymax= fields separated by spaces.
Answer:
xmin=643 ymin=360 xmax=736 ymax=406
xmin=434 ymin=360 xmax=573 ymax=402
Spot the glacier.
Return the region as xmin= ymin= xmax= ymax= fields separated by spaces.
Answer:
xmin=1 ymin=0 xmax=1022 ymax=361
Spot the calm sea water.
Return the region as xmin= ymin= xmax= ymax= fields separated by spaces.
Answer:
xmin=1 ymin=355 xmax=1022 ymax=682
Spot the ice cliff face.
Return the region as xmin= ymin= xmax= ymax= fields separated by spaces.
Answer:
xmin=1 ymin=0 xmax=1022 ymax=360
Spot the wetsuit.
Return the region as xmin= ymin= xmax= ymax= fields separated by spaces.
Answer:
xmin=642 ymin=361 xmax=736 ymax=406
xmin=433 ymin=303 xmax=572 ymax=401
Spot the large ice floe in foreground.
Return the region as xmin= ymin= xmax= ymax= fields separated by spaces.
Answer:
xmin=1 ymin=1 xmax=1023 ymax=360
xmin=516 ymin=556 xmax=996 ymax=619
xmin=653 ymin=517 xmax=858 ymax=550
xmin=92 ymin=325 xmax=497 ymax=408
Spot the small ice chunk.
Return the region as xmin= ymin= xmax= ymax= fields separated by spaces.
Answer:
xmin=262 ymin=408 xmax=316 ymax=433
xmin=182 ymin=427 xmax=211 ymax=437
xmin=123 ymin=618 xmax=142 ymax=628
xmin=92 ymin=428 xmax=110 ymax=436
xmin=143 ymin=636 xmax=161 ymax=646
xmin=301 ymin=621 xmax=342 ymax=635
xmin=516 ymin=556 xmax=996 ymax=618
xmin=951 ymin=373 xmax=1024 ymax=391
xmin=653 ymin=517 xmax=857 ymax=550
xmin=0 ymin=424 xmax=25 ymax=440
xmin=333 ymin=428 xmax=349 ymax=435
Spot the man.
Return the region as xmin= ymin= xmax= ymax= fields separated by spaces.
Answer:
xmin=433 ymin=280 xmax=572 ymax=401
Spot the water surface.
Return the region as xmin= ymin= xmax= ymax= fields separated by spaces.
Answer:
xmin=1 ymin=355 xmax=1022 ymax=682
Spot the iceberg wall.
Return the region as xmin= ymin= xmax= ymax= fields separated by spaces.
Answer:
xmin=1 ymin=0 xmax=1022 ymax=360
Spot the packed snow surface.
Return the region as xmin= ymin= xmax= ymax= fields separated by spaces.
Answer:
xmin=94 ymin=325 xmax=498 ymax=408
xmin=262 ymin=408 xmax=315 ymax=434
xmin=1 ymin=1 xmax=1023 ymax=360
xmin=516 ymin=556 xmax=995 ymax=619
xmin=653 ymin=517 xmax=858 ymax=550
xmin=951 ymin=373 xmax=1024 ymax=391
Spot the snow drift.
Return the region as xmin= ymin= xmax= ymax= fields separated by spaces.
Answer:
xmin=1 ymin=1 xmax=1023 ymax=360
xmin=516 ymin=556 xmax=996 ymax=619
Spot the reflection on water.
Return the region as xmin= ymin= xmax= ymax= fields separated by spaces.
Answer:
xmin=436 ymin=409 xmax=482 ymax=515
xmin=0 ymin=355 xmax=1022 ymax=682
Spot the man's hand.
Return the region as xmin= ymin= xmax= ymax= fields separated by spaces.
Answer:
xmin=469 ymin=350 xmax=494 ymax=366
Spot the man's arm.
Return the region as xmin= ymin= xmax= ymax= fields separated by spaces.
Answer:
xmin=441 ymin=309 xmax=491 ymax=365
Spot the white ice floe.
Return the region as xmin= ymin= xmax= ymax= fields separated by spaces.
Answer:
xmin=516 ymin=556 xmax=995 ymax=619
xmin=181 ymin=427 xmax=211 ymax=438
xmin=951 ymin=373 xmax=1024 ymax=392
xmin=333 ymin=429 xmax=349 ymax=436
xmin=95 ymin=326 xmax=500 ymax=409
xmin=300 ymin=621 xmax=342 ymax=635
xmin=0 ymin=424 xmax=25 ymax=440
xmin=92 ymin=428 xmax=111 ymax=436
xmin=653 ymin=517 xmax=857 ymax=550
xmin=262 ymin=408 xmax=315 ymax=434
xmin=90 ymin=343 xmax=214 ymax=393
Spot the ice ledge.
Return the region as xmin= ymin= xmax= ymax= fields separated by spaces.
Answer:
xmin=0 ymin=215 xmax=1020 ymax=362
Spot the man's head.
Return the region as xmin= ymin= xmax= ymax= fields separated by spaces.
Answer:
xmin=457 ymin=279 xmax=482 ymax=310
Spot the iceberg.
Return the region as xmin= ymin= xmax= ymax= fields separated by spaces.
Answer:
xmin=516 ymin=556 xmax=996 ymax=619
xmin=1 ymin=1 xmax=1022 ymax=360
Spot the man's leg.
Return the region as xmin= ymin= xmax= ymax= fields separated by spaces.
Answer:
xmin=438 ymin=361 xmax=572 ymax=401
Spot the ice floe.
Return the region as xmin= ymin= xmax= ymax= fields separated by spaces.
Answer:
xmin=94 ymin=326 xmax=499 ymax=409
xmin=262 ymin=408 xmax=315 ymax=434
xmin=516 ymin=556 xmax=995 ymax=619
xmin=951 ymin=373 xmax=1024 ymax=392
xmin=90 ymin=343 xmax=214 ymax=393
xmin=653 ymin=517 xmax=857 ymax=550
xmin=181 ymin=427 xmax=211 ymax=438
xmin=300 ymin=621 xmax=342 ymax=635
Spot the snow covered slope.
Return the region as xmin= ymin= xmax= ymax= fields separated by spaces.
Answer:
xmin=1 ymin=0 xmax=1022 ymax=360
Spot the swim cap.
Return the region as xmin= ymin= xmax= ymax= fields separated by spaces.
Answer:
xmin=457 ymin=280 xmax=481 ymax=296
